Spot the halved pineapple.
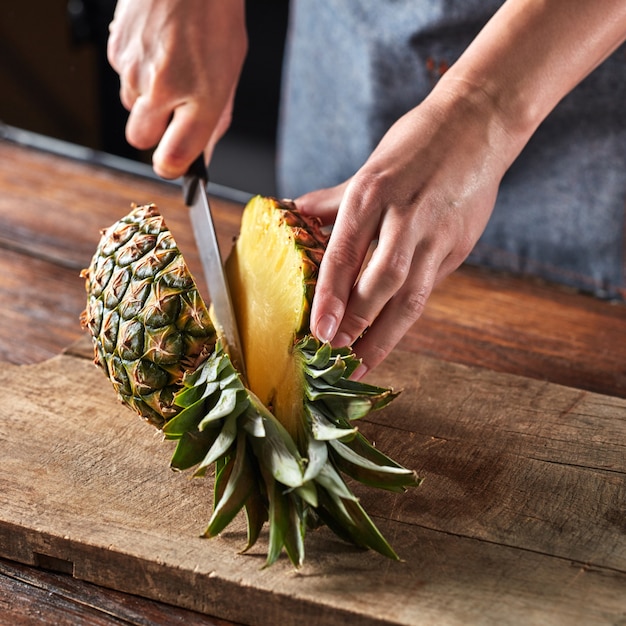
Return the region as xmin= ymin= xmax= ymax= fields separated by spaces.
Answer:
xmin=82 ymin=196 xmax=420 ymax=567
xmin=226 ymin=197 xmax=325 ymax=442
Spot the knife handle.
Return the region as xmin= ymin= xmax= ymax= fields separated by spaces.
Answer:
xmin=182 ymin=154 xmax=208 ymax=206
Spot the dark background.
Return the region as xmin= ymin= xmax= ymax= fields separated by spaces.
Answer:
xmin=0 ymin=0 xmax=289 ymax=195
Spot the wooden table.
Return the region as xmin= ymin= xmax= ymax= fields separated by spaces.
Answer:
xmin=0 ymin=130 xmax=624 ymax=625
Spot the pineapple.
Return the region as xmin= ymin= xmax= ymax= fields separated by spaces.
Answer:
xmin=81 ymin=197 xmax=420 ymax=567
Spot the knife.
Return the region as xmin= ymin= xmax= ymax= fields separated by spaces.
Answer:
xmin=183 ymin=155 xmax=247 ymax=381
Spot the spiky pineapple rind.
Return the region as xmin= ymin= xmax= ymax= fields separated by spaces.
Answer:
xmin=81 ymin=203 xmax=216 ymax=428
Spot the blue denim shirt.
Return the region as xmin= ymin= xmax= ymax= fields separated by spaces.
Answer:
xmin=277 ymin=0 xmax=626 ymax=300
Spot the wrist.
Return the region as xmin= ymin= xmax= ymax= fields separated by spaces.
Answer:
xmin=432 ymin=0 xmax=626 ymax=163
xmin=425 ymin=74 xmax=531 ymax=174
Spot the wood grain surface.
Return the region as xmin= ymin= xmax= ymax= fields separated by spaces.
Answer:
xmin=0 ymin=557 xmax=237 ymax=626
xmin=1 ymin=346 xmax=624 ymax=626
xmin=0 ymin=136 xmax=624 ymax=625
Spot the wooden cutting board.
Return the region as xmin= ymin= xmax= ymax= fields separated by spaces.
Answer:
xmin=0 ymin=337 xmax=624 ymax=626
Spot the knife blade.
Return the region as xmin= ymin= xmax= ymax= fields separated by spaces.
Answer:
xmin=183 ymin=155 xmax=246 ymax=381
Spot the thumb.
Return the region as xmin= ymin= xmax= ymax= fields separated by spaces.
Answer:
xmin=295 ymin=180 xmax=351 ymax=225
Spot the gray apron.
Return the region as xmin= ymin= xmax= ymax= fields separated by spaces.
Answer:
xmin=277 ymin=0 xmax=626 ymax=300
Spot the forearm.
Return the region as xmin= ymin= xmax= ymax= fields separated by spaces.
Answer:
xmin=436 ymin=0 xmax=626 ymax=159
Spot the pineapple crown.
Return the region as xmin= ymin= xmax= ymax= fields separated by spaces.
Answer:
xmin=165 ymin=336 xmax=420 ymax=567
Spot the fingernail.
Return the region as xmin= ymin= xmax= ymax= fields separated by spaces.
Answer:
xmin=316 ymin=314 xmax=337 ymax=343
xmin=352 ymin=363 xmax=369 ymax=381
xmin=333 ymin=332 xmax=352 ymax=348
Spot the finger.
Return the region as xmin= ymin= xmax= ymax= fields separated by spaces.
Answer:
xmin=295 ymin=181 xmax=350 ymax=225
xmin=125 ymin=94 xmax=171 ymax=151
xmin=106 ymin=20 xmax=124 ymax=73
xmin=119 ymin=80 xmax=138 ymax=111
xmin=309 ymin=179 xmax=382 ymax=344
xmin=152 ymin=102 xmax=216 ymax=179
xmin=107 ymin=27 xmax=141 ymax=105
xmin=350 ymin=250 xmax=438 ymax=379
xmin=331 ymin=204 xmax=421 ymax=346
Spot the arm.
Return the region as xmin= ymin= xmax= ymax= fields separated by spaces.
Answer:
xmin=300 ymin=0 xmax=626 ymax=378
xmin=107 ymin=0 xmax=247 ymax=178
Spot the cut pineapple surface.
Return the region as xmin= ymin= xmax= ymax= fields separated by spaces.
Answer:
xmin=226 ymin=196 xmax=325 ymax=442
xmin=82 ymin=196 xmax=420 ymax=567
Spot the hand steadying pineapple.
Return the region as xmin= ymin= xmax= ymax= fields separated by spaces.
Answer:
xmin=81 ymin=196 xmax=420 ymax=567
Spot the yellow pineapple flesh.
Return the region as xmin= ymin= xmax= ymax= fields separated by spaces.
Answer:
xmin=226 ymin=196 xmax=325 ymax=442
